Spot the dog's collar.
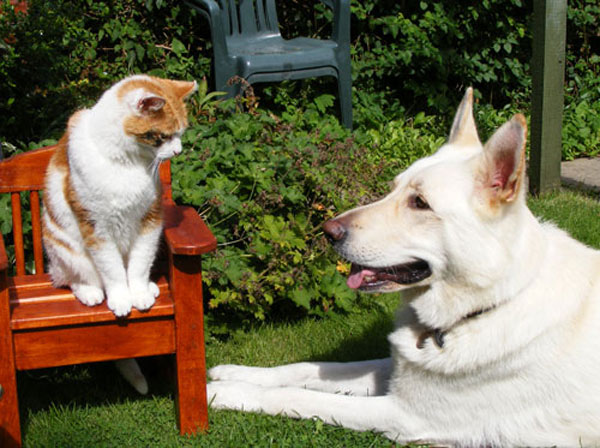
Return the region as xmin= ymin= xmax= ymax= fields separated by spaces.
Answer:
xmin=416 ymin=306 xmax=495 ymax=349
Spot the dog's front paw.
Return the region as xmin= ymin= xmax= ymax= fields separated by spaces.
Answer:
xmin=209 ymin=364 xmax=252 ymax=382
xmin=106 ymin=286 xmax=132 ymax=317
xmin=130 ymin=281 xmax=159 ymax=311
xmin=210 ymin=364 xmax=297 ymax=387
xmin=208 ymin=381 xmax=264 ymax=412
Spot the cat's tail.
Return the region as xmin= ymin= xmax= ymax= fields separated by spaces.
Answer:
xmin=115 ymin=358 xmax=149 ymax=395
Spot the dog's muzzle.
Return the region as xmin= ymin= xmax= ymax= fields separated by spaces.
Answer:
xmin=323 ymin=218 xmax=432 ymax=291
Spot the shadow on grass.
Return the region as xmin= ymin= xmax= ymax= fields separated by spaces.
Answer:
xmin=18 ymin=355 xmax=177 ymax=426
xmin=309 ymin=311 xmax=395 ymax=363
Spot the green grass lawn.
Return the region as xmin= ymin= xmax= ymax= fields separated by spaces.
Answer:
xmin=19 ymin=188 xmax=600 ymax=447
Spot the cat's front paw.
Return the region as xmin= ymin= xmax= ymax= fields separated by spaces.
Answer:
xmin=106 ymin=286 xmax=132 ymax=317
xmin=71 ymin=283 xmax=105 ymax=306
xmin=130 ymin=281 xmax=159 ymax=311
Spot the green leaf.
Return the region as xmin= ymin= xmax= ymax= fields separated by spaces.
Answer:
xmin=291 ymin=287 xmax=312 ymax=310
xmin=313 ymin=94 xmax=335 ymax=114
xmin=171 ymin=38 xmax=186 ymax=56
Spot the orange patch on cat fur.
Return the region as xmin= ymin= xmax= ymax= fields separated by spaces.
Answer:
xmin=42 ymin=191 xmax=77 ymax=255
xmin=141 ymin=196 xmax=162 ymax=234
xmin=46 ymin=132 xmax=102 ymax=250
xmin=42 ymin=227 xmax=75 ymax=254
xmin=43 ymin=136 xmax=68 ymax=226
xmin=64 ymin=182 xmax=101 ymax=250
xmin=119 ymin=77 xmax=196 ymax=139
xmin=47 ymin=132 xmax=70 ymax=172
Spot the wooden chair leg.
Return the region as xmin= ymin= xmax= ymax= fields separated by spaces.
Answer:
xmin=0 ymin=378 xmax=20 ymax=448
xmin=170 ymin=253 xmax=209 ymax=434
xmin=1 ymin=273 xmax=21 ymax=447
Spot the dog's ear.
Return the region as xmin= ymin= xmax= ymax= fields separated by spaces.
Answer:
xmin=481 ymin=114 xmax=528 ymax=203
xmin=448 ymin=87 xmax=480 ymax=146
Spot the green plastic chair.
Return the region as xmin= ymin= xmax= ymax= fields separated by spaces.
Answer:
xmin=188 ymin=0 xmax=352 ymax=129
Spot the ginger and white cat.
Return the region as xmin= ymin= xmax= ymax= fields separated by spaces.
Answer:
xmin=42 ymin=75 xmax=196 ymax=318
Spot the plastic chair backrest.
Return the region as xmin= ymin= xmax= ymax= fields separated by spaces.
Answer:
xmin=220 ymin=0 xmax=280 ymax=37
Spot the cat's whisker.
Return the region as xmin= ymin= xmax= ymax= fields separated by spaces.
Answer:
xmin=149 ymin=158 xmax=162 ymax=182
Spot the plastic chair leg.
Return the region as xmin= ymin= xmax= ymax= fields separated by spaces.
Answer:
xmin=337 ymin=70 xmax=353 ymax=130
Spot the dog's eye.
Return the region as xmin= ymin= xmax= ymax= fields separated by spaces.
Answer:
xmin=410 ymin=194 xmax=430 ymax=210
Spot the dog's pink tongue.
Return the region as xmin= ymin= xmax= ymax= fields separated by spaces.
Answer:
xmin=347 ymin=269 xmax=376 ymax=289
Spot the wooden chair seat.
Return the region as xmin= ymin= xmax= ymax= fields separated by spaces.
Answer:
xmin=9 ymin=273 xmax=173 ymax=331
xmin=0 ymin=145 xmax=217 ymax=447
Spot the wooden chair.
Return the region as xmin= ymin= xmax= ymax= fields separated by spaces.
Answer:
xmin=188 ymin=0 xmax=353 ymax=129
xmin=0 ymin=145 xmax=217 ymax=447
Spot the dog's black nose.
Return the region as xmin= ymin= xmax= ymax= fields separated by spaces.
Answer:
xmin=323 ymin=219 xmax=346 ymax=243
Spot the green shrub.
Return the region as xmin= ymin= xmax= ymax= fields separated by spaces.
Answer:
xmin=562 ymin=98 xmax=600 ymax=160
xmin=563 ymin=0 xmax=600 ymax=159
xmin=173 ymin=94 xmax=389 ymax=320
xmin=350 ymin=0 xmax=532 ymax=115
xmin=357 ymin=112 xmax=446 ymax=177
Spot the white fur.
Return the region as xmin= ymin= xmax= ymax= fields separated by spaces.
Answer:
xmin=207 ymin=91 xmax=600 ymax=446
xmin=114 ymin=358 xmax=149 ymax=395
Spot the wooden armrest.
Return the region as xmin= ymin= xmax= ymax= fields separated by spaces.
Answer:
xmin=163 ymin=203 xmax=217 ymax=256
xmin=0 ymin=234 xmax=8 ymax=272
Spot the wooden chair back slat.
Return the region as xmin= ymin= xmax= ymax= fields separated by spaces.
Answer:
xmin=30 ymin=191 xmax=44 ymax=274
xmin=10 ymin=193 xmax=25 ymax=276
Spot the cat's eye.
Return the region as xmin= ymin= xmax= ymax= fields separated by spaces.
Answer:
xmin=140 ymin=131 xmax=172 ymax=147
xmin=409 ymin=194 xmax=430 ymax=210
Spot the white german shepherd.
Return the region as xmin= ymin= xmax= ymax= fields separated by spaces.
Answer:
xmin=207 ymin=89 xmax=600 ymax=446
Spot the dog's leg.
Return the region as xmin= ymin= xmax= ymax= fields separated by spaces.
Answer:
xmin=208 ymin=380 xmax=420 ymax=440
xmin=209 ymin=358 xmax=392 ymax=396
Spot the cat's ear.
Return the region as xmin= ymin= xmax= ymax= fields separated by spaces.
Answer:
xmin=137 ymin=95 xmax=166 ymax=114
xmin=167 ymin=80 xmax=198 ymax=100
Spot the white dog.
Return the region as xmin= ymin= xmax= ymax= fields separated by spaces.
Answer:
xmin=207 ymin=89 xmax=600 ymax=446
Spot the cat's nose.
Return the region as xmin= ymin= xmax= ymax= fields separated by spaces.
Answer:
xmin=173 ymin=141 xmax=182 ymax=155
